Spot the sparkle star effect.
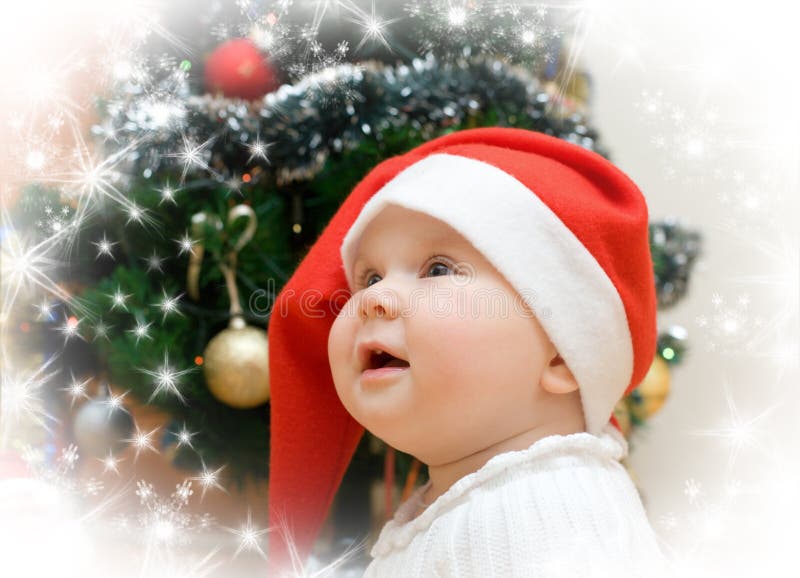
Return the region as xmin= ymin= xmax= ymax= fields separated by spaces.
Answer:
xmin=165 ymin=133 xmax=219 ymax=184
xmin=104 ymin=388 xmax=130 ymax=412
xmin=447 ymin=5 xmax=467 ymax=27
xmin=191 ymin=462 xmax=228 ymax=500
xmin=35 ymin=126 xmax=157 ymax=246
xmin=35 ymin=202 xmax=77 ymax=237
xmin=153 ymin=287 xmax=185 ymax=322
xmin=125 ymin=480 xmax=212 ymax=552
xmin=547 ymin=0 xmax=647 ymax=100
xmin=143 ymin=249 xmax=166 ymax=273
xmin=98 ymin=451 xmax=124 ymax=476
xmin=19 ymin=444 xmax=124 ymax=509
xmin=245 ymin=136 xmax=273 ymax=164
xmin=274 ymin=0 xmax=403 ymax=74
xmin=117 ymin=478 xmax=220 ymax=576
xmin=34 ymin=297 xmax=55 ymax=322
xmin=127 ymin=315 xmax=154 ymax=344
xmin=634 ymin=89 xmax=725 ymax=183
xmin=223 ymin=509 xmax=269 ymax=560
xmin=1 ymin=203 xmax=93 ymax=322
xmin=92 ymin=232 xmax=118 ymax=260
xmin=137 ymin=350 xmax=196 ymax=404
xmin=695 ymin=291 xmax=760 ymax=355
xmin=689 ymin=377 xmax=784 ymax=476
xmin=61 ymin=372 xmax=92 ymax=407
xmin=715 ymin=170 xmax=786 ymax=235
xmin=225 ymin=175 xmax=244 ymax=197
xmin=0 ymin=354 xmax=60 ymax=439
xmin=175 ymin=231 xmax=197 ymax=256
xmin=269 ymin=509 xmax=368 ymax=577
xmin=173 ymin=423 xmax=198 ymax=450
xmin=90 ymin=0 xmax=195 ymax=59
xmin=108 ymin=285 xmax=133 ymax=311
xmin=125 ymin=423 xmax=161 ymax=462
xmin=156 ymin=180 xmax=180 ymax=205
xmin=717 ymin=228 xmax=799 ymax=381
xmin=92 ymin=319 xmax=113 ymax=341
xmin=57 ymin=313 xmax=85 ymax=344
xmin=125 ymin=201 xmax=155 ymax=225
xmin=347 ymin=0 xmax=402 ymax=52
xmin=26 ymin=149 xmax=46 ymax=172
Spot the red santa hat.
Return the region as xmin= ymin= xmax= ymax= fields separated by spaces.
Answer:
xmin=266 ymin=127 xmax=657 ymax=574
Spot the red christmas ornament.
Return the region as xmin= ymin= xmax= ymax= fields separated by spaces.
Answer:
xmin=204 ymin=38 xmax=278 ymax=100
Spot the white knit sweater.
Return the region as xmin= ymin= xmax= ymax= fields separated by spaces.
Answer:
xmin=364 ymin=424 xmax=673 ymax=578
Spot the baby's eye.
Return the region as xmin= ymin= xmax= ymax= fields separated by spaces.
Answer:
xmin=425 ymin=261 xmax=452 ymax=277
xmin=359 ymin=257 xmax=456 ymax=289
xmin=364 ymin=273 xmax=381 ymax=288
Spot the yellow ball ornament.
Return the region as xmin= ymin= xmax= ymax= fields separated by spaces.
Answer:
xmin=630 ymin=355 xmax=671 ymax=421
xmin=203 ymin=316 xmax=270 ymax=408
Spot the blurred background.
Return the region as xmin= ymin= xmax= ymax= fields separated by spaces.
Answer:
xmin=0 ymin=0 xmax=797 ymax=576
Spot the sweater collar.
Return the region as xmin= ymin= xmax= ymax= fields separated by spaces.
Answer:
xmin=371 ymin=422 xmax=628 ymax=557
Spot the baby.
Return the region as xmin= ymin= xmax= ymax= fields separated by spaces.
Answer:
xmin=266 ymin=127 xmax=672 ymax=577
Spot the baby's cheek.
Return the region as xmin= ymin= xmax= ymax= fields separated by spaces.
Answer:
xmin=413 ymin=314 xmax=476 ymax=377
xmin=327 ymin=314 xmax=355 ymax=390
xmin=424 ymin=289 xmax=523 ymax=380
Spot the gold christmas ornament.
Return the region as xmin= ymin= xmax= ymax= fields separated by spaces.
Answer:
xmin=203 ymin=316 xmax=270 ymax=408
xmin=190 ymin=204 xmax=271 ymax=408
xmin=631 ymin=355 xmax=671 ymax=421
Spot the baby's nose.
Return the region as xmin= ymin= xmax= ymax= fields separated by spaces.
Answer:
xmin=359 ymin=286 xmax=401 ymax=320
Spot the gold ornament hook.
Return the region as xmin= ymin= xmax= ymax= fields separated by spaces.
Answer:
xmin=186 ymin=204 xmax=258 ymax=327
xmin=226 ymin=204 xmax=258 ymax=255
xmin=187 ymin=211 xmax=223 ymax=301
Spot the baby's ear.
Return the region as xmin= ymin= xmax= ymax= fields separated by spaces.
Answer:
xmin=540 ymin=353 xmax=580 ymax=394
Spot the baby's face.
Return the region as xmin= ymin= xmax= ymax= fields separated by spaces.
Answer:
xmin=328 ymin=204 xmax=559 ymax=466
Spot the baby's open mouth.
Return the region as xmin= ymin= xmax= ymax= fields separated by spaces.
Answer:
xmin=367 ymin=349 xmax=410 ymax=370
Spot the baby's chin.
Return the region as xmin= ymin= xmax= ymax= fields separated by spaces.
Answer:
xmin=362 ymin=427 xmax=460 ymax=466
xmin=370 ymin=434 xmax=426 ymax=462
xmin=354 ymin=416 xmax=426 ymax=456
